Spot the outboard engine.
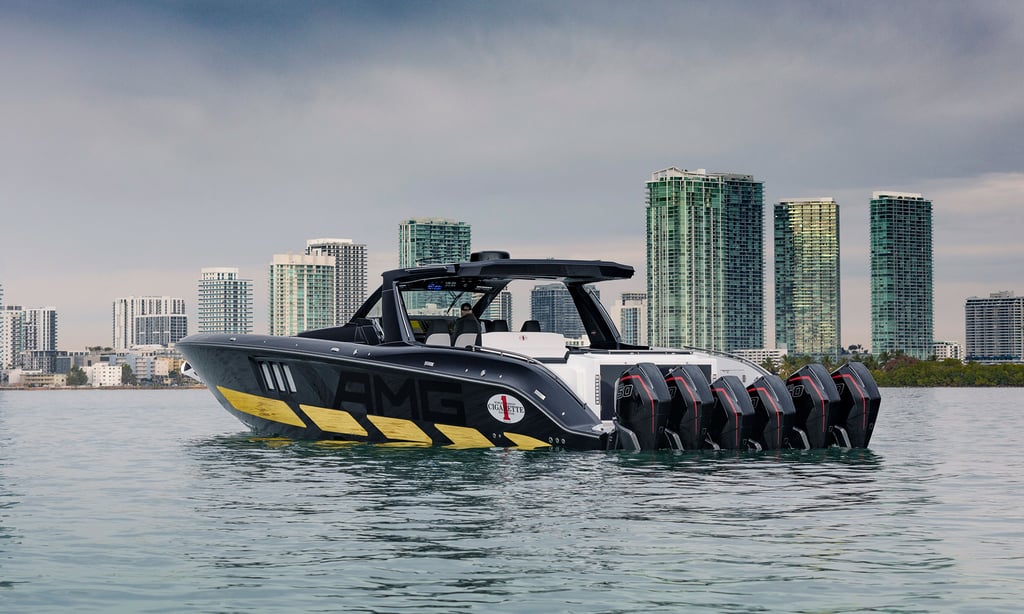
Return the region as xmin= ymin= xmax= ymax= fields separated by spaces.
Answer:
xmin=830 ymin=362 xmax=881 ymax=448
xmin=786 ymin=364 xmax=841 ymax=448
xmin=663 ymin=365 xmax=715 ymax=450
xmin=611 ymin=363 xmax=673 ymax=451
xmin=708 ymin=376 xmax=757 ymax=450
xmin=746 ymin=375 xmax=797 ymax=450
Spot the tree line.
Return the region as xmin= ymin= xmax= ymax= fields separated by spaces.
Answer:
xmin=64 ymin=364 xmax=197 ymax=387
xmin=760 ymin=352 xmax=1024 ymax=387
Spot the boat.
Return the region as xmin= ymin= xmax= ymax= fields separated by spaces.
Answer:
xmin=178 ymin=251 xmax=880 ymax=451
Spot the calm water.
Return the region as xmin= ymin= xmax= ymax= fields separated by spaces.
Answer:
xmin=1 ymin=388 xmax=1022 ymax=613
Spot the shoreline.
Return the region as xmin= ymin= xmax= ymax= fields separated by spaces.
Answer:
xmin=0 ymin=386 xmax=208 ymax=391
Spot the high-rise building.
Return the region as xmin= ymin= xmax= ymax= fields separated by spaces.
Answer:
xmin=134 ymin=314 xmax=189 ymax=347
xmin=399 ymin=218 xmax=471 ymax=313
xmin=646 ymin=168 xmax=764 ymax=352
xmin=197 ymin=267 xmax=254 ymax=334
xmin=1 ymin=305 xmax=25 ymax=370
xmin=268 ymin=253 xmax=335 ymax=336
xmin=398 ymin=218 xmax=471 ymax=267
xmin=23 ymin=307 xmax=58 ymax=352
xmin=965 ymin=291 xmax=1024 ymax=363
xmin=0 ymin=306 xmax=59 ymax=373
xmin=113 ymin=297 xmax=187 ymax=350
xmin=530 ymin=283 xmax=596 ymax=339
xmin=615 ymin=292 xmax=648 ymax=346
xmin=305 ymin=238 xmax=368 ymax=324
xmin=483 ymin=290 xmax=513 ymax=329
xmin=774 ymin=198 xmax=841 ymax=358
xmin=870 ymin=191 xmax=933 ymax=359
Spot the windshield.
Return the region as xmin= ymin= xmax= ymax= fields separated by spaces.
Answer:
xmin=402 ymin=287 xmax=488 ymax=317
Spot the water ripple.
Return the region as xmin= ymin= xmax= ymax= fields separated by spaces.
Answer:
xmin=0 ymin=388 xmax=1021 ymax=612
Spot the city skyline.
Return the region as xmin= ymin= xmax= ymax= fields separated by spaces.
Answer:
xmin=1 ymin=2 xmax=1022 ymax=350
xmin=2 ymin=186 xmax=1019 ymax=352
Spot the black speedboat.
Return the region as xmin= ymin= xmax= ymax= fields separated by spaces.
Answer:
xmin=179 ymin=251 xmax=880 ymax=451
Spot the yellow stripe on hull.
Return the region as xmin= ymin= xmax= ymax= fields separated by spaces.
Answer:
xmin=366 ymin=415 xmax=433 ymax=444
xmin=435 ymin=424 xmax=494 ymax=449
xmin=300 ymin=404 xmax=369 ymax=436
xmin=217 ymin=388 xmax=557 ymax=450
xmin=504 ymin=432 xmax=552 ymax=450
xmin=217 ymin=387 xmax=305 ymax=427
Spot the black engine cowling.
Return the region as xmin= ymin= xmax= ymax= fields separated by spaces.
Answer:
xmin=610 ymin=361 xmax=880 ymax=452
xmin=786 ymin=364 xmax=841 ymax=448
xmin=663 ymin=365 xmax=715 ymax=450
xmin=708 ymin=375 xmax=757 ymax=450
xmin=830 ymin=362 xmax=881 ymax=448
xmin=747 ymin=375 xmax=797 ymax=450
xmin=611 ymin=362 xmax=673 ymax=451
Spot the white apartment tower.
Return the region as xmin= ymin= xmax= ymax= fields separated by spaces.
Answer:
xmin=305 ymin=238 xmax=368 ymax=325
xmin=965 ymin=291 xmax=1024 ymax=363
xmin=269 ymin=253 xmax=335 ymax=336
xmin=1 ymin=305 xmax=25 ymax=370
xmin=197 ymin=267 xmax=254 ymax=334
xmin=23 ymin=307 xmax=58 ymax=352
xmin=1 ymin=305 xmax=57 ymax=370
xmin=113 ymin=296 xmax=188 ymax=350
xmin=616 ymin=292 xmax=648 ymax=346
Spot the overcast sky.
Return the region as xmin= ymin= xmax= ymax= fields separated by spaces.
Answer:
xmin=1 ymin=0 xmax=1022 ymax=351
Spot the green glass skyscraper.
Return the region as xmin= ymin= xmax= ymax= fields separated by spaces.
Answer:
xmin=398 ymin=218 xmax=471 ymax=268
xmin=399 ymin=217 xmax=471 ymax=313
xmin=870 ymin=191 xmax=933 ymax=359
xmin=646 ymin=168 xmax=764 ymax=352
xmin=268 ymin=254 xmax=335 ymax=336
xmin=774 ymin=198 xmax=841 ymax=358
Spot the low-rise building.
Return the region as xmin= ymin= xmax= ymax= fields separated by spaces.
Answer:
xmin=7 ymin=370 xmax=67 ymax=387
xmin=733 ymin=347 xmax=788 ymax=365
xmin=933 ymin=341 xmax=964 ymax=361
xmin=86 ymin=363 xmax=123 ymax=387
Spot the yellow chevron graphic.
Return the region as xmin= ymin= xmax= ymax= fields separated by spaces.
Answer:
xmin=300 ymin=404 xmax=369 ymax=436
xmin=366 ymin=415 xmax=433 ymax=443
xmin=217 ymin=388 xmax=559 ymax=450
xmin=503 ymin=432 xmax=552 ymax=449
xmin=218 ymin=387 xmax=305 ymax=427
xmin=435 ymin=424 xmax=494 ymax=448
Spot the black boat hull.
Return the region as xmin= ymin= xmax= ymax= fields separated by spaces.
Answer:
xmin=179 ymin=334 xmax=606 ymax=450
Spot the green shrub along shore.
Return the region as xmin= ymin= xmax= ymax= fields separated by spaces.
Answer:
xmin=6 ymin=353 xmax=1023 ymax=389
xmin=762 ymin=352 xmax=1024 ymax=387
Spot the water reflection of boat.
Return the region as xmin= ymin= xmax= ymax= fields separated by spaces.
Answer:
xmin=179 ymin=251 xmax=880 ymax=451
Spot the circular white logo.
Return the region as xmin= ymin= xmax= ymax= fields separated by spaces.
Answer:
xmin=486 ymin=394 xmax=526 ymax=424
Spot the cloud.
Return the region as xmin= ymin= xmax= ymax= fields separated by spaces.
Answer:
xmin=1 ymin=1 xmax=1022 ymax=349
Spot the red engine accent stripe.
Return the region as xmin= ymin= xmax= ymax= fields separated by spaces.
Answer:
xmin=621 ymin=374 xmax=657 ymax=433
xmin=791 ymin=375 xmax=827 ymax=434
